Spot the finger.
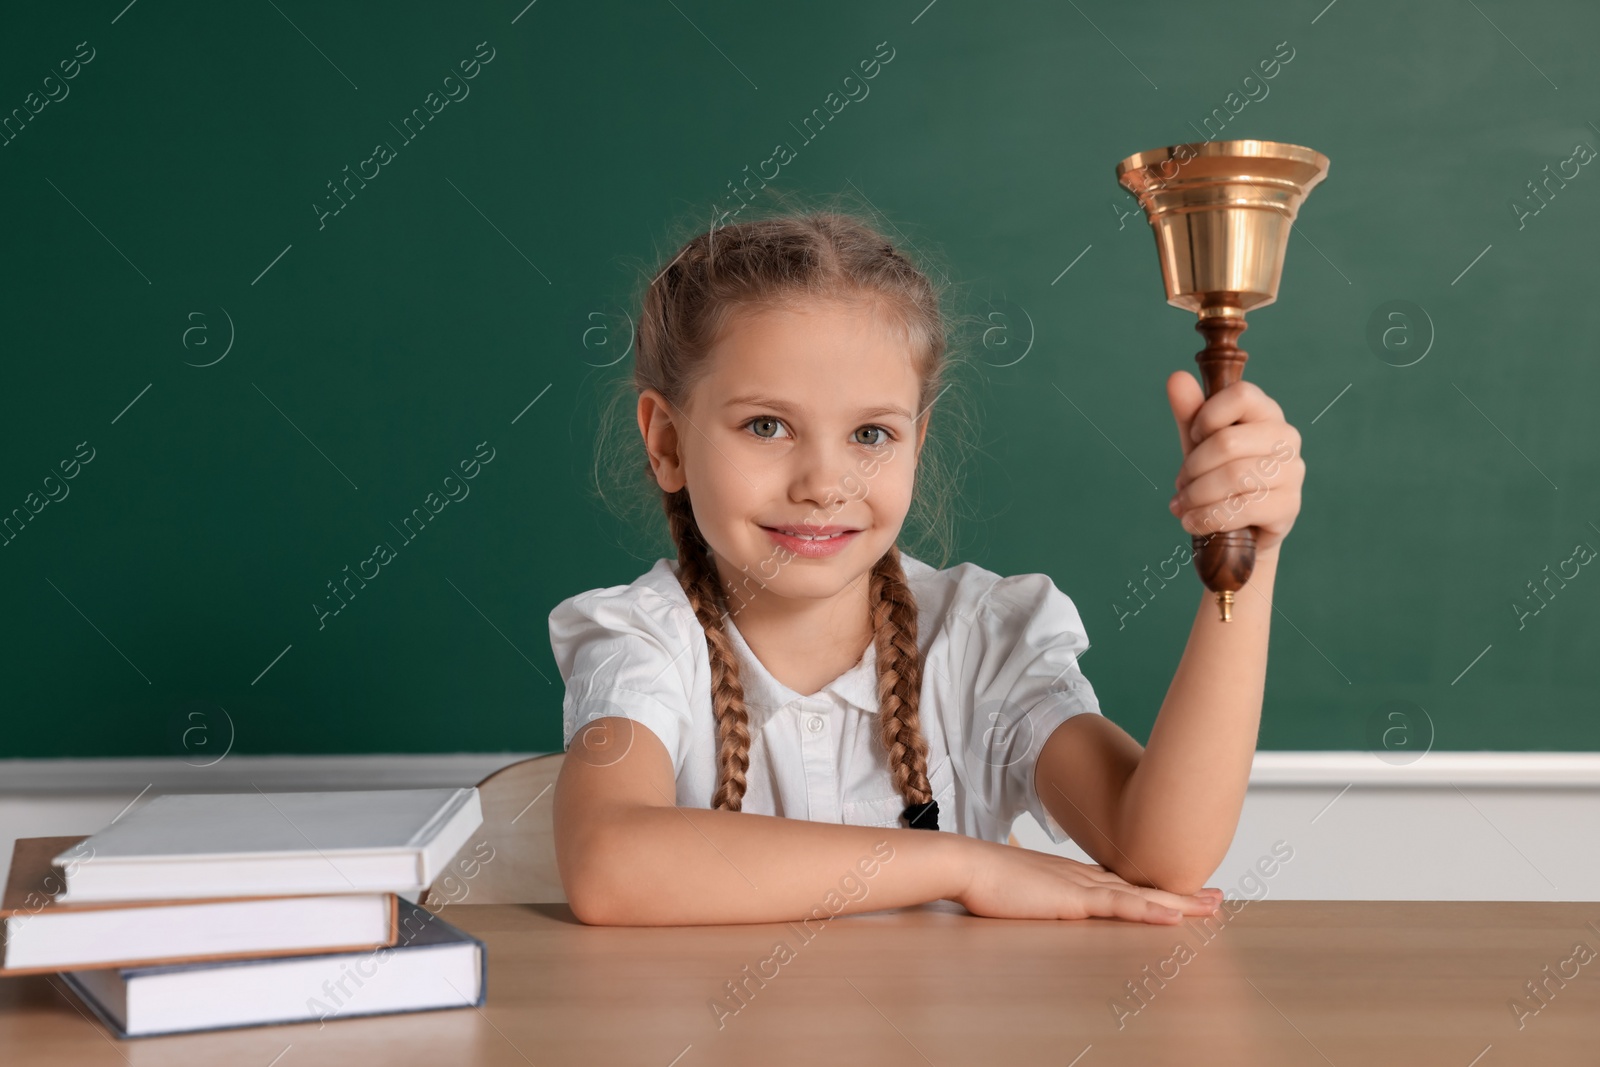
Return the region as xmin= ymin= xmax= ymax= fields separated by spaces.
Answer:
xmin=1177 ymin=483 xmax=1303 ymax=539
xmin=1120 ymin=889 xmax=1185 ymax=925
xmin=1071 ymin=886 xmax=1181 ymax=925
xmin=1187 ymin=380 xmax=1285 ymax=448
xmin=1178 ymin=454 xmax=1288 ymax=511
xmin=1176 ymin=454 xmax=1281 ymax=520
xmin=1068 ymin=864 xmax=1222 ymax=912
xmin=1109 ymin=880 xmax=1224 ymax=915
xmin=1176 ymin=457 xmax=1301 ymax=533
xmin=1166 ymin=370 xmax=1206 ymax=460
xmin=1149 ymin=888 xmax=1227 ymax=915
xmin=1063 ymin=861 xmax=1225 ymax=907
xmin=1175 ymin=422 xmax=1296 ymax=493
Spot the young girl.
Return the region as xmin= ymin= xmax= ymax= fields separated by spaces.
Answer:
xmin=549 ymin=209 xmax=1304 ymax=927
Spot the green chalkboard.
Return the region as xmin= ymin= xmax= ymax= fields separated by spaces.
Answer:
xmin=2 ymin=0 xmax=1596 ymax=760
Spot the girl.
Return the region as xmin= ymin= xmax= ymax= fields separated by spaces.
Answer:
xmin=549 ymin=210 xmax=1304 ymax=927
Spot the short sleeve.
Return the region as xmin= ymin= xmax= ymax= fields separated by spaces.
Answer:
xmin=547 ymin=584 xmax=700 ymax=777
xmin=958 ymin=571 xmax=1103 ymax=846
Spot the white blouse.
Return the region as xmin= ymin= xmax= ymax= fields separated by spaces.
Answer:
xmin=547 ymin=553 xmax=1103 ymax=845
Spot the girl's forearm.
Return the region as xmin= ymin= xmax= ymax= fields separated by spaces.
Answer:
xmin=1114 ymin=545 xmax=1279 ymax=894
xmin=566 ymin=804 xmax=979 ymax=926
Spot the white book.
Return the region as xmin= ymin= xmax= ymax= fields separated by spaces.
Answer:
xmin=60 ymin=900 xmax=485 ymax=1039
xmin=52 ymin=788 xmax=482 ymax=903
xmin=2 ymin=835 xmax=400 ymax=975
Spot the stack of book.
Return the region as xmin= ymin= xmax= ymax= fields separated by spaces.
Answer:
xmin=0 ymin=787 xmax=487 ymax=1039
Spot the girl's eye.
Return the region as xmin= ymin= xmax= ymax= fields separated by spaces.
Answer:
xmin=746 ymin=417 xmax=788 ymax=440
xmin=854 ymin=426 xmax=892 ymax=447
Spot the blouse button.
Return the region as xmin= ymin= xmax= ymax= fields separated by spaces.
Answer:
xmin=806 ymin=715 xmax=824 ymax=733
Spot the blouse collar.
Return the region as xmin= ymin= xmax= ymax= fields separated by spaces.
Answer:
xmin=722 ymin=613 xmax=882 ymax=721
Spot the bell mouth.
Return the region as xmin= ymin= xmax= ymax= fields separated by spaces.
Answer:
xmin=1115 ymin=139 xmax=1330 ymax=193
xmin=1115 ymin=140 xmax=1329 ymax=223
xmin=1114 ymin=140 xmax=1330 ymax=316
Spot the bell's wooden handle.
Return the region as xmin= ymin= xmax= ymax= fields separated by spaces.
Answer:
xmin=1190 ymin=307 xmax=1257 ymax=622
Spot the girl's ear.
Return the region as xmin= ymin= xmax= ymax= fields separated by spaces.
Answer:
xmin=638 ymin=388 xmax=687 ymax=492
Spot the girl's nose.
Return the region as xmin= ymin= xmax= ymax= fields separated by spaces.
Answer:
xmin=792 ymin=442 xmax=853 ymax=508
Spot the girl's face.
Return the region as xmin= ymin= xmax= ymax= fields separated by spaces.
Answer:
xmin=640 ymin=297 xmax=928 ymax=615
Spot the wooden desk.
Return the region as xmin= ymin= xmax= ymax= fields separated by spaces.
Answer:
xmin=2 ymin=900 xmax=1596 ymax=1065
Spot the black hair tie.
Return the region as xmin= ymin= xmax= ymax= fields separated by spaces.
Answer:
xmin=901 ymin=799 xmax=940 ymax=831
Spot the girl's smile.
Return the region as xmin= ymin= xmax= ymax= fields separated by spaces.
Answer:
xmin=759 ymin=523 xmax=863 ymax=559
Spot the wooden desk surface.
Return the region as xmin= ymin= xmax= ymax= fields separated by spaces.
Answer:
xmin=2 ymin=900 xmax=1596 ymax=1066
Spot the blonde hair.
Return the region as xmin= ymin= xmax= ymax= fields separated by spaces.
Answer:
xmin=610 ymin=197 xmax=979 ymax=826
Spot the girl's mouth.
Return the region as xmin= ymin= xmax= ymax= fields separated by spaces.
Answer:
xmin=759 ymin=525 xmax=862 ymax=559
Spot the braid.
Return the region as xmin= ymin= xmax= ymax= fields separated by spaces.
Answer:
xmin=870 ymin=546 xmax=938 ymax=827
xmin=665 ymin=488 xmax=753 ymax=812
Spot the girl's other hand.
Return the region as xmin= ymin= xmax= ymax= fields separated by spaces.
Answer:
xmin=1165 ymin=373 xmax=1305 ymax=556
xmin=954 ymin=839 xmax=1224 ymax=924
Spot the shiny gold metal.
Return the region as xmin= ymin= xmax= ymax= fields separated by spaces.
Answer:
xmin=1116 ymin=139 xmax=1329 ymax=621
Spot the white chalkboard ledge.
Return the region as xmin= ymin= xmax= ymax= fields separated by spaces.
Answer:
xmin=3 ymin=751 xmax=1600 ymax=794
